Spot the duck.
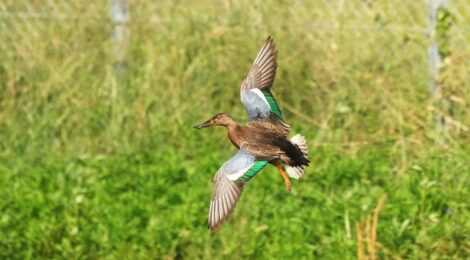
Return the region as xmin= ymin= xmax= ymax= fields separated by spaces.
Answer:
xmin=194 ymin=36 xmax=310 ymax=230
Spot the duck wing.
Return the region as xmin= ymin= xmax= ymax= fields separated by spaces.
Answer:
xmin=240 ymin=37 xmax=285 ymax=122
xmin=208 ymin=150 xmax=267 ymax=230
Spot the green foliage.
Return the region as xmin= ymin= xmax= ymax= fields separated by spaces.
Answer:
xmin=436 ymin=7 xmax=455 ymax=58
xmin=0 ymin=0 xmax=469 ymax=259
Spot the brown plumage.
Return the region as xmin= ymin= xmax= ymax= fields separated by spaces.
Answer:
xmin=199 ymin=113 xmax=307 ymax=168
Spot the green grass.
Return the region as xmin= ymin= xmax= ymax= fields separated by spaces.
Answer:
xmin=1 ymin=0 xmax=470 ymax=259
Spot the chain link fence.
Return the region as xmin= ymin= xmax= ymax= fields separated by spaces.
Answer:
xmin=0 ymin=0 xmax=469 ymax=137
xmin=1 ymin=1 xmax=468 ymax=56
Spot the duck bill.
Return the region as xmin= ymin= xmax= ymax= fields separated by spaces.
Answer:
xmin=193 ymin=119 xmax=213 ymax=129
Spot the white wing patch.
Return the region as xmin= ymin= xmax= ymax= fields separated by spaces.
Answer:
xmin=250 ymin=88 xmax=270 ymax=107
xmin=219 ymin=150 xmax=256 ymax=181
xmin=226 ymin=164 xmax=253 ymax=181
xmin=241 ymin=88 xmax=272 ymax=120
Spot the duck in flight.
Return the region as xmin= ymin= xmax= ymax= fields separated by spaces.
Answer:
xmin=194 ymin=37 xmax=310 ymax=230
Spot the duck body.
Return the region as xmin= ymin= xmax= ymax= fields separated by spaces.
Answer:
xmin=227 ymin=119 xmax=286 ymax=150
xmin=227 ymin=119 xmax=307 ymax=168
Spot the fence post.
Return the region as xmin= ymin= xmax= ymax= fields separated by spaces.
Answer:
xmin=109 ymin=0 xmax=130 ymax=75
xmin=428 ymin=0 xmax=448 ymax=134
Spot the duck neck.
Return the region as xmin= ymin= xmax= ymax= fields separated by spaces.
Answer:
xmin=226 ymin=123 xmax=242 ymax=149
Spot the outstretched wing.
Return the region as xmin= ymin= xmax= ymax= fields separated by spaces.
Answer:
xmin=208 ymin=150 xmax=267 ymax=230
xmin=240 ymin=36 xmax=284 ymax=121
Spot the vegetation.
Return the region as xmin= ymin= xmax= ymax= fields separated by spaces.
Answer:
xmin=0 ymin=0 xmax=469 ymax=258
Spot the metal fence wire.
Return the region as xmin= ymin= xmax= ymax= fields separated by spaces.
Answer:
xmin=0 ymin=1 xmax=469 ymax=134
xmin=1 ymin=1 xmax=469 ymax=55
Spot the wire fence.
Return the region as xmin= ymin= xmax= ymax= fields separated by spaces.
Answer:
xmin=1 ymin=1 xmax=469 ymax=58
xmin=0 ymin=0 xmax=469 ymax=136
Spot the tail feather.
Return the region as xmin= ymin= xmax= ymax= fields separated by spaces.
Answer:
xmin=285 ymin=134 xmax=309 ymax=179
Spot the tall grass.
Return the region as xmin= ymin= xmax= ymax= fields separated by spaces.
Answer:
xmin=0 ymin=0 xmax=469 ymax=258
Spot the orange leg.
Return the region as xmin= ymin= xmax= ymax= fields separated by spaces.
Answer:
xmin=276 ymin=165 xmax=291 ymax=192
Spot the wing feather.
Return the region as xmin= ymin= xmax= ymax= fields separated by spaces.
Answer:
xmin=241 ymin=36 xmax=283 ymax=121
xmin=241 ymin=37 xmax=277 ymax=91
xmin=208 ymin=171 xmax=243 ymax=230
xmin=208 ymin=150 xmax=266 ymax=230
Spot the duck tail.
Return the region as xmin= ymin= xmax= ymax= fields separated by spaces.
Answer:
xmin=285 ymin=134 xmax=309 ymax=179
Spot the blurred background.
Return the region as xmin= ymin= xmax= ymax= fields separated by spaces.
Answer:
xmin=1 ymin=0 xmax=469 ymax=258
